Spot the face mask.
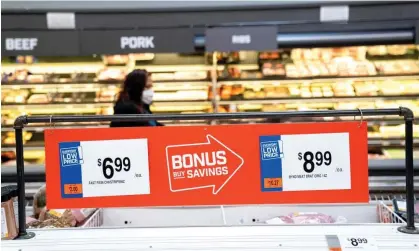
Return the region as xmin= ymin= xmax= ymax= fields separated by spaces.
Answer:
xmin=142 ymin=89 xmax=154 ymax=105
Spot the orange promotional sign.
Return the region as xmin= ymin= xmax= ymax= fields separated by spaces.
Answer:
xmin=166 ymin=135 xmax=244 ymax=194
xmin=45 ymin=122 xmax=369 ymax=209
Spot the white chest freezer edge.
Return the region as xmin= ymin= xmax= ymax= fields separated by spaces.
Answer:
xmin=2 ymin=224 xmax=419 ymax=251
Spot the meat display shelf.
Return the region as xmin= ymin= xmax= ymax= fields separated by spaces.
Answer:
xmin=217 ymin=73 xmax=419 ymax=82
xmin=1 ymin=79 xmax=211 ymax=86
xmin=0 ymin=63 xmax=257 ymax=75
xmin=2 ymin=47 xmax=419 ymax=167
xmin=3 ymin=73 xmax=419 ymax=87
xmin=2 ymin=97 xmax=417 ymax=109
xmin=1 ymin=100 xmax=212 ymax=107
xmin=217 ymin=95 xmax=419 ymax=104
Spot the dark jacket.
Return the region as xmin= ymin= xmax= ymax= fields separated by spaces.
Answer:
xmin=110 ymin=100 xmax=163 ymax=127
xmin=143 ymin=104 xmax=164 ymax=126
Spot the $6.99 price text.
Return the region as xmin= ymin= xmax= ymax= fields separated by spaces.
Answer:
xmin=97 ymin=157 xmax=131 ymax=179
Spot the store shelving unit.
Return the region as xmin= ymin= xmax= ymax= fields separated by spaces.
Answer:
xmin=2 ymin=49 xmax=419 ymax=169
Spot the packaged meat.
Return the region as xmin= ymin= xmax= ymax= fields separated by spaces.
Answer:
xmin=26 ymin=217 xmax=38 ymax=225
xmin=13 ymin=69 xmax=30 ymax=81
xmin=151 ymin=73 xmax=175 ymax=81
xmin=153 ymin=90 xmax=208 ymax=101
xmin=47 ymin=209 xmax=77 ymax=227
xmin=27 ymin=94 xmax=50 ymax=104
xmin=27 ymin=75 xmax=45 ymax=83
xmin=368 ymin=45 xmax=387 ymax=56
xmin=375 ymin=60 xmax=419 ymax=75
xmin=102 ymin=55 xmax=129 ymax=65
xmin=265 ymin=216 xmax=294 ymax=224
xmin=300 ymin=87 xmax=312 ymax=97
xmin=265 ymin=212 xmax=347 ymax=225
xmin=33 ymin=185 xmax=46 ymax=219
xmin=71 ymin=209 xmax=97 ymax=224
xmin=387 ymin=45 xmax=409 ymax=55
xmin=28 ymin=209 xmax=76 ymax=229
xmin=97 ymin=68 xmax=126 ymax=81
xmin=99 ymin=89 xmax=118 ymax=102
xmin=243 ymin=91 xmax=256 ymax=99
xmin=321 ymin=86 xmax=334 ymax=97
xmin=174 ymin=71 xmax=207 ymax=80
xmin=6 ymin=186 xmax=19 ymax=231
xmin=311 ymin=87 xmax=323 ymax=97
xmin=288 ymin=86 xmax=300 ymax=97
xmin=354 ymin=81 xmax=378 ymax=96
xmin=2 ymin=90 xmax=30 ymax=103
xmin=129 ymin=53 xmax=155 ymax=61
xmin=289 ymin=212 xmax=335 ymax=224
xmin=1 ymin=187 xmax=17 ymax=240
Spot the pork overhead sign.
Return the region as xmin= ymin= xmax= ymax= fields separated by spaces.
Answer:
xmin=80 ymin=28 xmax=195 ymax=54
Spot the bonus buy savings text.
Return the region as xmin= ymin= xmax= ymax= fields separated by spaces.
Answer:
xmin=166 ymin=135 xmax=243 ymax=194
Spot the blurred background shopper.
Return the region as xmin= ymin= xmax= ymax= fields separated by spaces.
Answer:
xmin=110 ymin=69 xmax=162 ymax=127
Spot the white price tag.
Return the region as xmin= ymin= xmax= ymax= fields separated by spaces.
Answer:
xmin=47 ymin=12 xmax=76 ymax=29
xmin=281 ymin=133 xmax=351 ymax=191
xmin=339 ymin=236 xmax=378 ymax=250
xmin=59 ymin=139 xmax=150 ymax=198
xmin=320 ymin=5 xmax=349 ymax=22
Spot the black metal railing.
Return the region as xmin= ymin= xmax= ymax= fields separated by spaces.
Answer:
xmin=13 ymin=107 xmax=418 ymax=239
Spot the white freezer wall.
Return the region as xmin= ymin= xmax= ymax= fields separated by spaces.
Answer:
xmin=102 ymin=204 xmax=378 ymax=227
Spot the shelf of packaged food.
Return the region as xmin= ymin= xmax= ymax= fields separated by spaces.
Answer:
xmin=2 ymin=95 xmax=417 ymax=109
xmin=1 ymin=101 xmax=114 ymax=107
xmin=368 ymin=138 xmax=419 ymax=148
xmin=217 ymin=73 xmax=419 ymax=83
xmin=1 ymin=79 xmax=212 ymax=88
xmin=1 ymin=100 xmax=212 ymax=108
xmin=1 ymin=63 xmax=258 ymax=75
xmin=0 ymin=122 xmax=208 ymax=132
xmin=1 ymin=146 xmax=45 ymax=151
xmin=3 ymin=73 xmax=418 ymax=88
xmin=367 ymin=118 xmax=419 ymax=126
xmin=217 ymin=95 xmax=419 ymax=105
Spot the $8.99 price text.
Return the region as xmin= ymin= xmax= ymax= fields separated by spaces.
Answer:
xmin=298 ymin=151 xmax=342 ymax=173
xmin=347 ymin=238 xmax=368 ymax=247
xmin=339 ymin=236 xmax=377 ymax=251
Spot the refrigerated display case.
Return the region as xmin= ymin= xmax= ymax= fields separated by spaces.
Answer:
xmin=2 ymin=47 xmax=418 ymax=173
xmin=2 ymin=109 xmax=419 ymax=248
